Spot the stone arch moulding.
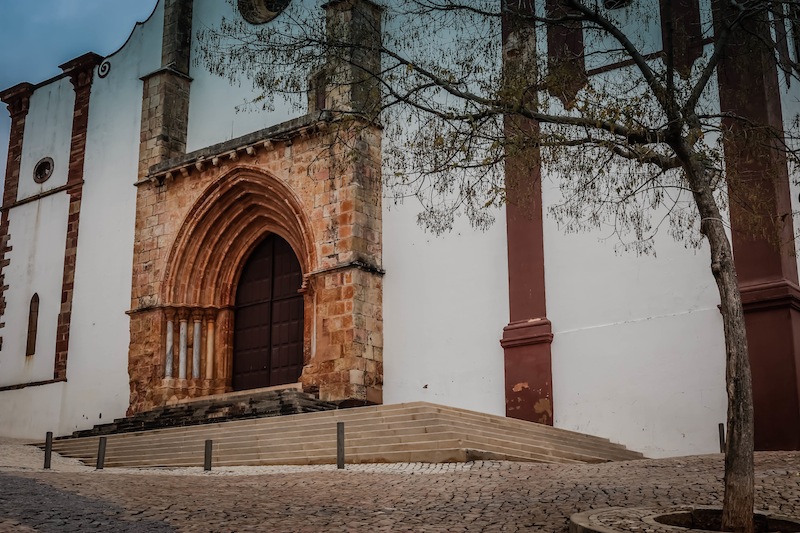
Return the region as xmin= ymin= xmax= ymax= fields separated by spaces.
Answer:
xmin=162 ymin=166 xmax=317 ymax=308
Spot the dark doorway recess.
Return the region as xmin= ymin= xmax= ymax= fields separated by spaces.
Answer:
xmin=233 ymin=233 xmax=304 ymax=390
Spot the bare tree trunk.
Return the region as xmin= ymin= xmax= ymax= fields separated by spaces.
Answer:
xmin=689 ymin=168 xmax=755 ymax=533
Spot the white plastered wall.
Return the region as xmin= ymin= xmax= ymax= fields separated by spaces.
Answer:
xmin=55 ymin=1 xmax=164 ymax=437
xmin=382 ymin=204 xmax=509 ymax=416
xmin=16 ymin=78 xmax=75 ymax=199
xmin=186 ymin=0 xmax=304 ymax=152
xmin=0 ymin=195 xmax=70 ymax=383
xmin=0 ymin=79 xmax=74 ymax=438
xmin=544 ymin=207 xmax=728 ymax=458
xmin=546 ymin=5 xmax=730 ymax=455
xmin=0 ymin=2 xmax=163 ymax=440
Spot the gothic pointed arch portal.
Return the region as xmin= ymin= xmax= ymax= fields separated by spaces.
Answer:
xmin=159 ymin=167 xmax=316 ymax=394
xmin=127 ymin=122 xmax=384 ymax=414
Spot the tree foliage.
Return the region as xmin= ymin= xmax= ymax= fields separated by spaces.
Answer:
xmin=199 ymin=0 xmax=799 ymax=249
xmin=198 ymin=1 xmax=800 ymax=531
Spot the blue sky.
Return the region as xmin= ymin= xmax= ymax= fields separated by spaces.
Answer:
xmin=0 ymin=0 xmax=159 ymax=186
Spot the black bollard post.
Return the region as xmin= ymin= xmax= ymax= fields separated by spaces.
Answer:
xmin=718 ymin=423 xmax=726 ymax=453
xmin=96 ymin=437 xmax=107 ymax=470
xmin=43 ymin=432 xmax=53 ymax=470
xmin=204 ymin=439 xmax=213 ymax=471
xmin=337 ymin=422 xmax=345 ymax=470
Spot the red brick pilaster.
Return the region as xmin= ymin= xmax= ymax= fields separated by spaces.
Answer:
xmin=714 ymin=3 xmax=800 ymax=450
xmin=501 ymin=127 xmax=554 ymax=425
xmin=545 ymin=0 xmax=587 ymax=107
xmin=53 ymin=53 xmax=102 ymax=380
xmin=659 ymin=0 xmax=703 ymax=77
xmin=501 ymin=2 xmax=554 ymax=425
xmin=0 ymin=83 xmax=34 ymax=347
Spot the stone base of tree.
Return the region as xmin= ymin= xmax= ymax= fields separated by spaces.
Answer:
xmin=569 ymin=507 xmax=800 ymax=533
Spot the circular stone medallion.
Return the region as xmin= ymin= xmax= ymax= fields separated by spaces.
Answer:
xmin=237 ymin=0 xmax=291 ymax=24
xmin=33 ymin=157 xmax=54 ymax=184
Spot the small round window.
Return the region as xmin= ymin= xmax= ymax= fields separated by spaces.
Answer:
xmin=33 ymin=157 xmax=54 ymax=184
xmin=238 ymin=0 xmax=291 ymax=24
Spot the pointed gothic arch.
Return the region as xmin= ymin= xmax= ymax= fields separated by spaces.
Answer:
xmin=25 ymin=293 xmax=39 ymax=356
xmin=162 ymin=166 xmax=317 ymax=308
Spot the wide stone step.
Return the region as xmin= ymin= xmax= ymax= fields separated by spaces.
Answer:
xmin=53 ymin=418 xmax=631 ymax=465
xmin=48 ymin=410 xmax=443 ymax=455
xmin=95 ymin=448 xmax=534 ymax=468
xmin=93 ymin=436 xmax=575 ymax=468
xmin=44 ymin=402 xmax=643 ymax=468
xmin=57 ymin=402 xmax=633 ymax=457
xmin=65 ymin=429 xmax=586 ymax=466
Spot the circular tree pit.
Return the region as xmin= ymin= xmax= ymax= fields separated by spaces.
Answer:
xmin=570 ymin=506 xmax=800 ymax=533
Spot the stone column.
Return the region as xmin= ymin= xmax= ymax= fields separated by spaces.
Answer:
xmin=192 ymin=310 xmax=202 ymax=379
xmin=164 ymin=308 xmax=175 ymax=379
xmin=178 ymin=308 xmax=189 ymax=380
xmin=204 ymin=309 xmax=216 ymax=380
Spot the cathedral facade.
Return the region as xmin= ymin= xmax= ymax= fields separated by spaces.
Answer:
xmin=1 ymin=0 xmax=798 ymax=458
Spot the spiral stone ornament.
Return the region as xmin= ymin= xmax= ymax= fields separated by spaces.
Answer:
xmin=98 ymin=60 xmax=111 ymax=79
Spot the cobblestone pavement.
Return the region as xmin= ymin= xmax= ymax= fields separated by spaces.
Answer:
xmin=0 ymin=451 xmax=798 ymax=532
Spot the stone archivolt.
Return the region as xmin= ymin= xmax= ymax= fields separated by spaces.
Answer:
xmin=162 ymin=167 xmax=316 ymax=307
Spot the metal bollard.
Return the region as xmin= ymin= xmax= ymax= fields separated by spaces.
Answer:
xmin=44 ymin=432 xmax=53 ymax=470
xmin=718 ymin=423 xmax=726 ymax=453
xmin=204 ymin=439 xmax=213 ymax=471
xmin=337 ymin=422 xmax=345 ymax=469
xmin=96 ymin=437 xmax=107 ymax=470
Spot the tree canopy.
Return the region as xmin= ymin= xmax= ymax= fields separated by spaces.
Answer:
xmin=198 ymin=2 xmax=800 ymax=530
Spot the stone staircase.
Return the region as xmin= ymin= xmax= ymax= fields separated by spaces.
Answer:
xmin=44 ymin=402 xmax=644 ymax=468
xmin=66 ymin=386 xmax=338 ymax=438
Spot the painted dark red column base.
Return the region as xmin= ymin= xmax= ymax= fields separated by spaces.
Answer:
xmin=741 ymin=281 xmax=800 ymax=450
xmin=501 ymin=319 xmax=553 ymax=425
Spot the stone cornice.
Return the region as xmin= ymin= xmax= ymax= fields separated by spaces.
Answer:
xmin=139 ymin=66 xmax=193 ymax=82
xmin=126 ymin=304 xmax=233 ymax=316
xmin=0 ymin=377 xmax=66 ymax=393
xmin=740 ymin=279 xmax=800 ymax=312
xmin=500 ymin=318 xmax=554 ymax=349
xmin=140 ymin=112 xmax=333 ymax=187
xmin=59 ymin=52 xmax=103 ymax=90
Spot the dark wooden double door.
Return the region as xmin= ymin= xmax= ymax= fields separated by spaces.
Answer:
xmin=233 ymin=234 xmax=304 ymax=391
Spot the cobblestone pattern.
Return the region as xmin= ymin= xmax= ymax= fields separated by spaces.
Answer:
xmin=0 ymin=452 xmax=797 ymax=532
xmin=0 ymin=474 xmax=175 ymax=532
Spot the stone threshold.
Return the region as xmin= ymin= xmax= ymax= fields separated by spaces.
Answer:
xmin=164 ymin=383 xmax=303 ymax=406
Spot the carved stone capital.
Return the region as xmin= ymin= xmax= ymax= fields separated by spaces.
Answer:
xmin=177 ymin=307 xmax=190 ymax=321
xmin=0 ymin=83 xmax=34 ymax=119
xmin=60 ymin=52 xmax=103 ymax=90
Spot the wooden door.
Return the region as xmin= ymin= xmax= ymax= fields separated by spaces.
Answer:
xmin=232 ymin=234 xmax=304 ymax=390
